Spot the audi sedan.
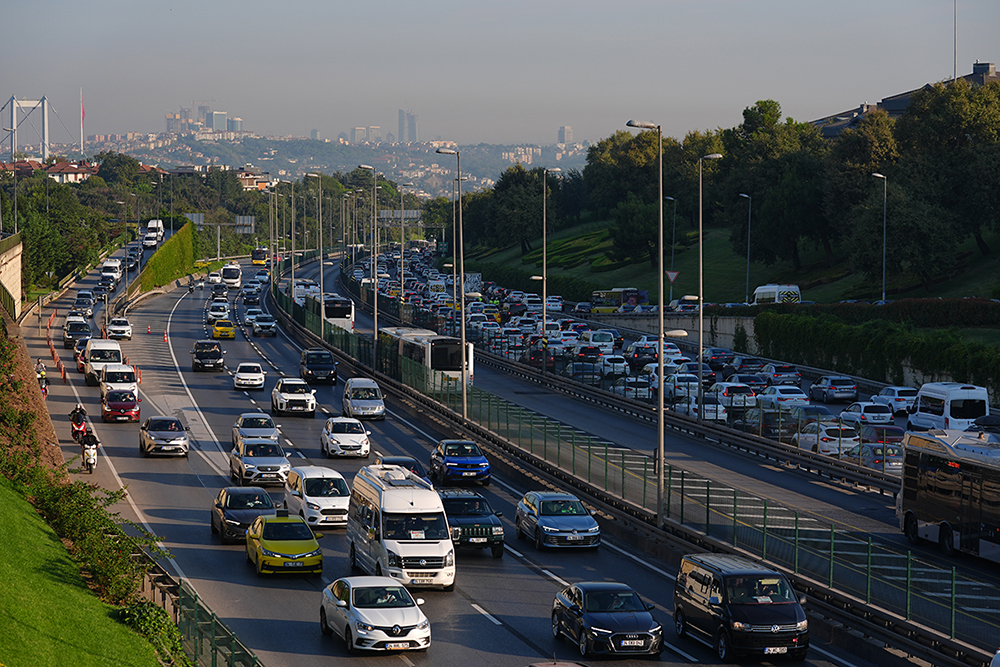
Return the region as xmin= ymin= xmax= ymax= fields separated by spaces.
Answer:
xmin=320 ymin=576 xmax=431 ymax=653
xmin=515 ymin=491 xmax=600 ymax=550
xmin=551 ymin=581 xmax=663 ymax=657
xmin=210 ymin=486 xmax=275 ymax=543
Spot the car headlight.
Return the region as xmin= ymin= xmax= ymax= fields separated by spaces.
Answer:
xmin=242 ymin=462 xmax=256 ymax=470
xmin=302 ymin=548 xmax=322 ymax=558
xmin=361 ymin=438 xmax=369 ymax=446
xmin=445 ymin=462 xmax=457 ymax=467
xmin=649 ymin=623 xmax=662 ymax=634
xmin=306 ymin=502 xmax=320 ymax=510
xmin=492 ymin=526 xmax=504 ymax=535
xmin=588 ymin=525 xmax=600 ymax=533
xmin=387 ymin=550 xmax=400 ymax=567
xmin=590 ymin=626 xmax=612 ymax=635
xmin=260 ymin=547 xmax=278 ymax=557
xmin=732 ymin=621 xmax=751 ymax=631
xmin=416 ymin=618 xmax=430 ymax=631
xmin=355 ymin=621 xmax=375 ymax=632
xmin=279 ymin=464 xmax=290 ymax=471
xmin=795 ymin=620 xmax=808 ymax=631
xmin=445 ymin=549 xmax=454 ymax=567
xmin=541 ymin=525 xmax=558 ymax=533
xmin=224 ymin=519 xmax=241 ymax=526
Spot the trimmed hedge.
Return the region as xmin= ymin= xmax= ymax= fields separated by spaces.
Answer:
xmin=718 ymin=297 xmax=1000 ymax=328
xmin=139 ymin=222 xmax=196 ymax=292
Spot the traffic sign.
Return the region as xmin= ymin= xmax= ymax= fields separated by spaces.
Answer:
xmin=666 ymin=271 xmax=679 ymax=284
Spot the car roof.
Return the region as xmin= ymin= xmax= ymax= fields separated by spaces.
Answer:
xmin=289 ymin=465 xmax=345 ymax=479
xmin=238 ymin=411 xmax=271 ymax=419
xmin=437 ymin=488 xmax=486 ymax=499
xmin=575 ymin=581 xmax=635 ymax=593
xmin=683 ymin=553 xmax=782 ymax=576
xmin=531 ymin=491 xmax=580 ymax=501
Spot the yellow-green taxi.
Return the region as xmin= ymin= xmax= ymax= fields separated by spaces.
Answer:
xmin=245 ymin=510 xmax=323 ymax=576
xmin=211 ymin=319 xmax=236 ymax=339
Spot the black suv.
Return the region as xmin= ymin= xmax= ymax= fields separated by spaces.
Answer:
xmin=730 ymin=408 xmax=797 ymax=442
xmin=299 ymin=347 xmax=338 ymax=384
xmin=625 ymin=343 xmax=659 ymax=371
xmin=722 ymin=356 xmax=765 ymax=379
xmin=62 ymin=319 xmax=93 ymax=349
xmin=190 ymin=339 xmax=225 ymax=372
xmin=439 ymin=488 xmax=504 ymax=558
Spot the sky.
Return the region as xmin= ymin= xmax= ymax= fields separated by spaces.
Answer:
xmin=5 ymin=0 xmax=1000 ymax=148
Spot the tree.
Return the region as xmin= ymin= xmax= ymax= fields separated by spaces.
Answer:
xmin=609 ymin=192 xmax=657 ymax=266
xmin=94 ymin=151 xmax=140 ymax=187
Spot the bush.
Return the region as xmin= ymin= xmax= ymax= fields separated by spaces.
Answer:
xmin=140 ymin=222 xmax=196 ymax=291
xmin=119 ymin=600 xmax=191 ymax=666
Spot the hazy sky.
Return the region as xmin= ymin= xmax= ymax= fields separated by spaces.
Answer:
xmin=6 ymin=1 xmax=1000 ymax=148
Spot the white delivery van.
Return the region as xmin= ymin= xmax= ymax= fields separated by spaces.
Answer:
xmin=146 ymin=219 xmax=164 ymax=240
xmin=578 ymin=330 xmax=615 ymax=355
xmin=99 ymin=363 xmax=138 ymax=399
xmin=101 ymin=258 xmax=123 ymax=280
xmin=907 ymin=382 xmax=989 ymax=431
xmin=83 ymin=339 xmax=123 ymax=386
xmin=752 ymin=284 xmax=801 ymax=305
xmin=346 ymin=464 xmax=456 ymax=590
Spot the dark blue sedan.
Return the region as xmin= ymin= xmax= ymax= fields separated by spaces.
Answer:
xmin=551 ymin=581 xmax=663 ymax=657
xmin=429 ymin=440 xmax=491 ymax=486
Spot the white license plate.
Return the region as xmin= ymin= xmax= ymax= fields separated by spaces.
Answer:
xmin=410 ymin=578 xmax=433 ymax=584
xmin=283 ymin=561 xmax=304 ymax=567
xmin=259 ymin=473 xmax=276 ymax=478
xmin=566 ymin=535 xmax=584 ymax=541
xmin=620 ymin=640 xmax=644 ymax=647
xmin=386 ymin=642 xmax=409 ymax=650
xmin=469 ymin=537 xmax=487 ymax=543
xmin=764 ymin=647 xmax=788 ymax=655
xmin=462 ymin=471 xmax=477 ymax=476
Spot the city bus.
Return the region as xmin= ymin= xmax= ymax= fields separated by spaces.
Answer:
xmin=306 ymin=293 xmax=355 ymax=332
xmin=251 ymin=247 xmax=268 ymax=265
xmin=221 ymin=262 xmax=242 ymax=290
xmin=590 ymin=287 xmax=647 ymax=313
xmin=379 ymin=326 xmax=474 ymax=389
xmin=897 ymin=428 xmax=1000 ymax=562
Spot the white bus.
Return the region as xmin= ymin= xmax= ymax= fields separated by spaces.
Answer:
xmin=380 ymin=326 xmax=474 ymax=388
xmin=221 ymin=262 xmax=242 ymax=290
xmin=306 ymin=293 xmax=355 ymax=332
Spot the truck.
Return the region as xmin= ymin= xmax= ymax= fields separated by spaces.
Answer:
xmin=146 ymin=219 xmax=164 ymax=241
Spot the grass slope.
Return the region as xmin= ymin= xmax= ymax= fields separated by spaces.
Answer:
xmin=0 ymin=478 xmax=159 ymax=667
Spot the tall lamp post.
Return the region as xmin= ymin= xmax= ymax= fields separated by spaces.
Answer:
xmin=2 ymin=127 xmax=16 ymax=234
xmin=399 ymin=182 xmax=414 ymax=303
xmin=739 ymin=193 xmax=751 ymax=304
xmin=541 ymin=167 xmax=561 ymax=372
xmin=626 ymin=119 xmax=667 ymax=525
xmin=360 ymin=165 xmax=378 ymax=363
xmin=698 ymin=153 xmax=724 ymax=417
xmin=665 ymin=195 xmax=677 ymax=305
xmin=872 ymin=173 xmax=887 ymax=302
xmin=437 ymin=147 xmax=468 ymax=419
xmin=307 ymin=173 xmax=324 ymax=339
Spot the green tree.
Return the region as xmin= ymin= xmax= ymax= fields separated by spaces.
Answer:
xmin=94 ymin=151 xmax=140 ymax=187
xmin=609 ymin=192 xmax=657 ymax=266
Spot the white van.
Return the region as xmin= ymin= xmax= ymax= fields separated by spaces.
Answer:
xmin=346 ymin=464 xmax=456 ymax=590
xmin=83 ymin=339 xmax=123 ymax=386
xmin=99 ymin=363 xmax=138 ymax=399
xmin=101 ymin=259 xmax=123 ymax=280
xmin=752 ymin=284 xmax=801 ymax=306
xmin=907 ymin=382 xmax=989 ymax=431
xmin=146 ymin=219 xmax=164 ymax=240
xmin=578 ymin=330 xmax=615 ymax=354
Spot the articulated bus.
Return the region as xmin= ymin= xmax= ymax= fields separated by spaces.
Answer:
xmin=590 ymin=287 xmax=647 ymax=313
xmin=306 ymin=293 xmax=355 ymax=332
xmin=898 ymin=428 xmax=1000 ymax=563
xmin=221 ymin=262 xmax=242 ymax=289
xmin=379 ymin=326 xmax=474 ymax=389
xmin=251 ymin=248 xmax=268 ymax=265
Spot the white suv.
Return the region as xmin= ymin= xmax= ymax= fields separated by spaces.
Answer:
xmin=207 ymin=302 xmax=230 ymax=323
xmin=106 ymin=317 xmax=133 ymax=340
xmin=283 ymin=466 xmax=350 ymax=527
xmin=271 ymin=378 xmax=317 ymax=417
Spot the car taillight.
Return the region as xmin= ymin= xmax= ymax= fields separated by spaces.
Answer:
xmin=872 ymin=459 xmax=882 ymax=464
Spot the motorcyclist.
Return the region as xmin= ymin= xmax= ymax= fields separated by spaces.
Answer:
xmin=34 ymin=358 xmax=45 ymax=376
xmin=80 ymin=427 xmax=99 ymax=457
xmin=70 ymin=403 xmax=88 ymax=424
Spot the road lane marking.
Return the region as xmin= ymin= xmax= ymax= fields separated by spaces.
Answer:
xmin=812 ymin=645 xmax=864 ymax=667
xmin=396 ymin=655 xmax=414 ymax=667
xmin=541 ymin=569 xmax=569 ymax=587
xmin=663 ymin=641 xmax=699 ymax=661
xmin=471 ymin=604 xmax=502 ymax=625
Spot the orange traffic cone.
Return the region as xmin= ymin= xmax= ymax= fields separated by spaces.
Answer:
xmin=163 ymin=330 xmax=167 ymax=342
xmin=147 ymin=324 xmax=151 ymax=334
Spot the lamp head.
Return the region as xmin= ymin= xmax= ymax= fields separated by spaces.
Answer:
xmin=626 ymin=120 xmax=657 ymax=130
xmin=436 ymin=148 xmax=458 ymax=155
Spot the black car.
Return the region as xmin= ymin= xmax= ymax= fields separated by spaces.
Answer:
xmin=62 ymin=319 xmax=93 ymax=349
xmin=574 ymin=345 xmax=604 ymax=362
xmin=560 ymin=362 xmax=601 ymax=386
xmin=625 ymin=343 xmax=659 ymax=371
xmin=680 ymin=362 xmax=717 ymax=387
xmin=702 ymin=347 xmax=735 ymax=370
xmin=552 ymin=581 xmax=663 ymax=657
xmin=722 ymin=356 xmax=766 ymax=379
xmin=299 ymin=347 xmax=338 ymax=384
xmin=439 ymin=488 xmax=504 ymax=558
xmin=73 ymin=297 xmax=95 ymax=318
xmin=211 ymin=283 xmax=229 ymax=297
xmin=730 ymin=408 xmax=798 ymax=442
xmin=190 ymin=339 xmax=225 ymax=371
xmin=243 ymin=291 xmax=260 ymax=305
xmin=210 ymin=486 xmax=276 ymax=543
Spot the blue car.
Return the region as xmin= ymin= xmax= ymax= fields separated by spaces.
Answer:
xmin=515 ymin=491 xmax=601 ymax=550
xmin=429 ymin=440 xmax=491 ymax=486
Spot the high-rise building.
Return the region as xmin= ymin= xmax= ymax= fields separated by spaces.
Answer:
xmin=398 ymin=109 xmax=406 ymax=143
xmin=369 ymin=126 xmax=381 ymax=142
xmin=558 ymin=126 xmax=573 ymax=143
xmin=310 ymin=129 xmax=321 ymax=140
xmin=227 ymin=117 xmax=243 ymax=132
xmin=407 ymin=112 xmax=418 ymax=143
xmin=211 ymin=111 xmax=227 ymax=131
xmin=351 ymin=127 xmax=368 ymax=144
xmin=198 ymin=105 xmax=211 ymax=124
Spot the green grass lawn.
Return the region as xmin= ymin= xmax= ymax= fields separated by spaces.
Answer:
xmin=0 ymin=478 xmax=159 ymax=667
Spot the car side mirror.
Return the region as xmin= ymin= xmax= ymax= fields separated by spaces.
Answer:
xmin=708 ymin=595 xmax=721 ymax=605
xmin=335 ymin=599 xmax=347 ymax=608
xmin=366 ymin=431 xmax=372 ymax=436
xmin=646 ymin=603 xmax=656 ymax=611
xmin=568 ymin=603 xmax=581 ymax=614
xmin=311 ymin=389 xmax=317 ymax=395
xmin=494 ymin=511 xmax=503 ymax=518
xmin=908 ymin=405 xmax=916 ymax=414
xmin=415 ymin=598 xmax=425 ymax=606
xmin=138 ymin=398 xmax=142 ymax=403
xmin=292 ymin=490 xmax=301 ymax=497
xmin=799 ymin=595 xmax=807 ymax=605
xmin=185 ymin=426 xmax=191 ymax=431
xmin=189 ymin=350 xmax=194 ymax=354
xmin=313 ymin=531 xmax=324 ymax=539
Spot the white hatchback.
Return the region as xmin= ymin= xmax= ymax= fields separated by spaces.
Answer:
xmin=320 ymin=417 xmax=372 ymax=457
xmin=839 ymin=402 xmax=894 ymax=427
xmin=757 ymin=385 xmax=810 ymax=410
xmin=233 ymin=362 xmax=266 ymax=390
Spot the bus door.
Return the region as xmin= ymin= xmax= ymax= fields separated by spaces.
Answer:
xmin=960 ymin=472 xmax=983 ymax=552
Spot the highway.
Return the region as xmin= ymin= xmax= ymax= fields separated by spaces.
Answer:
xmin=24 ymin=254 xmax=927 ymax=666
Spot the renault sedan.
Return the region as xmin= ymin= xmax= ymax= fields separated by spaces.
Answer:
xmin=320 ymin=576 xmax=431 ymax=653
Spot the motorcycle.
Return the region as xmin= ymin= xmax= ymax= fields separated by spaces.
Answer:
xmin=82 ymin=441 xmax=98 ymax=474
xmin=188 ymin=282 xmax=195 ymax=293
xmin=70 ymin=418 xmax=87 ymax=443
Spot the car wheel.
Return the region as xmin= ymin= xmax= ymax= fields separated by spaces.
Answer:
xmin=905 ymin=514 xmax=922 ymax=545
xmin=255 ymin=554 xmax=265 ymax=577
xmin=577 ymin=629 xmax=589 ymax=657
xmin=320 ymin=607 xmax=333 ymax=636
xmin=345 ymin=628 xmax=358 ymax=655
xmin=272 ymin=402 xmax=282 ymax=416
xmin=716 ymin=629 xmax=732 ymax=663
xmin=491 ymin=543 xmax=504 ymax=559
xmin=481 ymin=478 xmax=491 ymax=487
xmin=534 ymin=528 xmax=544 ymax=551
xmin=674 ymin=608 xmax=687 ymax=638
xmin=349 ymin=542 xmax=359 ymax=571
xmin=551 ymin=612 xmax=562 ymax=640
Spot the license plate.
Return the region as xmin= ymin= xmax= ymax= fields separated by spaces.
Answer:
xmin=462 ymin=471 xmax=476 ymax=476
xmin=283 ymin=561 xmax=304 ymax=567
xmin=620 ymin=640 xmax=644 ymax=647
xmin=386 ymin=642 xmax=409 ymax=650
xmin=469 ymin=537 xmax=487 ymax=543
xmin=411 ymin=578 xmax=433 ymax=584
xmin=764 ymin=647 xmax=787 ymax=655
xmin=566 ymin=535 xmax=584 ymax=541
xmin=259 ymin=473 xmax=276 ymax=478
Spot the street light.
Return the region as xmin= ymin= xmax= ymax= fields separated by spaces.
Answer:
xmin=307 ymin=173 xmax=324 ymax=339
xmin=360 ymin=165 xmax=378 ymax=363
xmin=664 ymin=196 xmax=677 ymax=304
xmin=872 ymin=173 xmax=887 ymax=302
xmin=437 ymin=147 xmax=468 ymax=419
xmin=399 ymin=182 xmax=414 ymax=304
xmin=698 ymin=153 xmax=724 ymax=417
xmin=3 ymin=127 xmax=17 ymax=234
xmin=541 ymin=167 xmax=561 ymax=373
xmin=739 ymin=193 xmax=751 ymax=304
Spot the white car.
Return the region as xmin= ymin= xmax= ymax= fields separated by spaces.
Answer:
xmin=757 ymin=385 xmax=811 ymax=410
xmin=271 ymin=378 xmax=317 ymax=417
xmin=705 ymin=382 xmax=757 ymax=409
xmin=839 ymin=402 xmax=894 ymax=427
xmin=207 ymin=302 xmax=230 ymax=323
xmin=231 ymin=412 xmax=280 ymax=447
xmin=870 ymin=386 xmax=918 ymax=415
xmin=599 ymin=355 xmax=628 ymax=378
xmin=792 ymin=423 xmax=860 ymax=455
xmin=207 ymin=271 xmax=222 ymax=284
xmin=320 ymin=417 xmax=372 ymax=457
xmin=674 ymin=395 xmax=728 ymax=422
xmin=611 ymin=376 xmax=653 ymax=400
xmin=320 ymin=576 xmax=431 ymax=653
xmin=545 ymin=296 xmax=564 ymax=312
xmin=233 ymin=362 xmax=266 ymax=390
xmin=663 ymin=373 xmax=701 ymax=402
xmin=244 ymin=307 xmax=264 ymax=325
xmin=284 ymin=466 xmax=350 ymax=527
xmin=106 ymin=317 xmax=133 ymax=340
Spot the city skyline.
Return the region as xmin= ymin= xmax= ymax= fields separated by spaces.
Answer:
xmin=5 ymin=0 xmax=1000 ymax=150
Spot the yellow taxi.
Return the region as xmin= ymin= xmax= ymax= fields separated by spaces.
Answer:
xmin=211 ymin=319 xmax=236 ymax=339
xmin=245 ymin=510 xmax=323 ymax=576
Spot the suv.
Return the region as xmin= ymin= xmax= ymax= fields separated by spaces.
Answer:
xmin=207 ymin=302 xmax=230 ymax=323
xmin=271 ymin=378 xmax=317 ymax=417
xmin=429 ymin=440 xmax=491 ymax=486
xmin=673 ymin=553 xmax=808 ymax=662
xmin=701 ymin=347 xmax=734 ymax=370
xmin=721 ymin=356 xmax=765 ymax=379
xmin=252 ymin=314 xmax=278 ymax=337
xmin=299 ymin=347 xmax=338 ymax=384
xmin=625 ymin=343 xmax=659 ymax=371
xmin=761 ymin=363 xmax=801 ymax=386
xmin=229 ymin=438 xmax=291 ymax=486
xmin=62 ymin=317 xmax=93 ymax=349
xmin=106 ymin=317 xmax=133 ymax=340
xmin=190 ymin=339 xmax=225 ymax=371
xmin=439 ymin=488 xmax=504 ymax=558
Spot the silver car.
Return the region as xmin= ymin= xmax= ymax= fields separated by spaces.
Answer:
xmin=231 ymin=412 xmax=281 ymax=447
xmin=229 ymin=438 xmax=290 ymax=486
xmin=320 ymin=576 xmax=431 ymax=653
xmin=138 ymin=416 xmax=190 ymax=457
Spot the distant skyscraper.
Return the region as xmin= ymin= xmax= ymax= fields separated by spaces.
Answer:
xmin=398 ymin=109 xmax=406 ymax=143
xmin=407 ymin=112 xmax=418 ymax=143
xmin=369 ymin=126 xmax=381 ymax=142
xmin=351 ymin=127 xmax=368 ymax=143
xmin=227 ymin=117 xmax=243 ymax=132
xmin=198 ymin=105 xmax=210 ymax=125
xmin=310 ymin=129 xmax=321 ymax=140
xmin=211 ymin=111 xmax=227 ymax=131
xmin=558 ymin=126 xmax=573 ymax=143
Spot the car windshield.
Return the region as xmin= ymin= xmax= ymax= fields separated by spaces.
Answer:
xmin=726 ymin=576 xmax=796 ymax=604
xmin=282 ymin=383 xmax=310 ymax=395
xmin=831 ymin=379 xmax=855 ymax=386
xmin=194 ymin=342 xmax=221 ymax=353
xmin=148 ymin=419 xmax=181 ymax=432
xmin=107 ymin=391 xmax=135 ymax=402
xmin=215 ymin=320 xmax=233 ymax=327
xmin=584 ymin=590 xmax=646 ymax=613
xmin=90 ymin=349 xmax=121 ymax=362
xmin=105 ymin=372 xmax=134 ymax=383
xmin=241 ymin=417 xmax=274 ymax=429
xmin=444 ymin=442 xmax=482 ymax=457
xmin=382 ymin=512 xmax=450 ymax=540
xmin=442 ymin=498 xmax=493 ymax=516
xmin=351 ymin=387 xmax=381 ymax=400
xmin=66 ymin=323 xmax=90 ymax=333
xmin=226 ymin=492 xmax=273 ymax=509
xmin=352 ymin=585 xmax=415 ymax=609
xmin=238 ymin=365 xmax=262 ymax=374
xmin=244 ymin=443 xmax=282 ymax=458
xmin=307 ymin=353 xmax=334 ymax=364
xmin=823 ymin=428 xmax=858 ymax=438
xmin=256 ymin=315 xmax=275 ymax=324
xmin=329 ymin=421 xmax=364 ymax=434
xmin=261 ymin=522 xmax=314 ymax=541
xmin=540 ymin=499 xmax=588 ymax=516
xmin=110 ymin=319 xmax=129 ymax=326
xmin=304 ymin=477 xmax=349 ymax=497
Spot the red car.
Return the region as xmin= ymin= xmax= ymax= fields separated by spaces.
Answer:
xmin=102 ymin=390 xmax=141 ymax=422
